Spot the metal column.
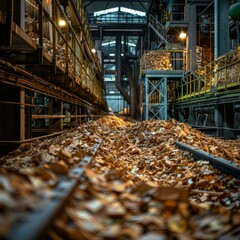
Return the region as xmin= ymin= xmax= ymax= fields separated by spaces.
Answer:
xmin=116 ymin=35 xmax=121 ymax=86
xmin=20 ymin=88 xmax=25 ymax=141
xmin=186 ymin=5 xmax=196 ymax=71
xmin=144 ymin=77 xmax=149 ymax=120
xmin=214 ymin=0 xmax=230 ymax=59
xmin=20 ymin=0 xmax=25 ymax=29
xmin=214 ymin=0 xmax=230 ymax=138
xmin=144 ymin=77 xmax=167 ymax=120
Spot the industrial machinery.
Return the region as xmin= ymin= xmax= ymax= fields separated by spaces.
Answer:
xmin=139 ymin=0 xmax=240 ymax=138
xmin=85 ymin=0 xmax=240 ymax=139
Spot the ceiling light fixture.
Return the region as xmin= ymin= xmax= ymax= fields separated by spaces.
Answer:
xmin=58 ymin=18 xmax=66 ymax=27
xmin=179 ymin=30 xmax=187 ymax=39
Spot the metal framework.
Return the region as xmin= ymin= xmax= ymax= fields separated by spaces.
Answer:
xmin=141 ymin=48 xmax=185 ymax=120
xmin=144 ymin=76 xmax=167 ymax=120
xmin=143 ymin=69 xmax=184 ymax=120
xmin=0 ymin=0 xmax=108 ymax=155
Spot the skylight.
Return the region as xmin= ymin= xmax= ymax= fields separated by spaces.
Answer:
xmin=93 ymin=7 xmax=146 ymax=17
xmin=101 ymin=41 xmax=136 ymax=47
xmin=120 ymin=7 xmax=146 ymax=17
xmin=102 ymin=41 xmax=116 ymax=46
xmin=94 ymin=7 xmax=119 ymax=16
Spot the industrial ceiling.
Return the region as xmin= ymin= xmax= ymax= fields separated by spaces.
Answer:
xmin=84 ymin=0 xmax=152 ymax=14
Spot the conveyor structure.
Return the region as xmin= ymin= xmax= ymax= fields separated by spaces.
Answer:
xmin=141 ymin=50 xmax=184 ymax=120
xmin=173 ymin=48 xmax=240 ymax=138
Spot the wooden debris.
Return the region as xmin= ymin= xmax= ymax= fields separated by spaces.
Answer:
xmin=0 ymin=115 xmax=240 ymax=239
xmin=217 ymin=50 xmax=240 ymax=85
xmin=143 ymin=51 xmax=172 ymax=70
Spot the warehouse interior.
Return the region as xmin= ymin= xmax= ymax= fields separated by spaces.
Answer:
xmin=0 ymin=1 xmax=240 ymax=239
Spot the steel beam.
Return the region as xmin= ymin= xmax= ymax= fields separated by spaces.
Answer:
xmin=20 ymin=88 xmax=25 ymax=141
xmin=186 ymin=4 xmax=196 ymax=71
xmin=175 ymin=141 xmax=240 ymax=179
xmin=214 ymin=0 xmax=230 ymax=59
xmin=144 ymin=77 xmax=168 ymax=120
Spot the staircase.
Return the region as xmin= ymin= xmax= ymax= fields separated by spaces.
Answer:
xmin=148 ymin=14 xmax=170 ymax=49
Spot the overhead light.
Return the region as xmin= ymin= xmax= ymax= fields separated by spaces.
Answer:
xmin=109 ymin=53 xmax=115 ymax=56
xmin=179 ymin=30 xmax=187 ymax=39
xmin=58 ymin=18 xmax=66 ymax=27
xmin=91 ymin=48 xmax=96 ymax=53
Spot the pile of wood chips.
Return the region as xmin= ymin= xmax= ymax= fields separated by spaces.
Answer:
xmin=217 ymin=50 xmax=240 ymax=85
xmin=96 ymin=115 xmax=129 ymax=128
xmin=143 ymin=51 xmax=172 ymax=71
xmin=0 ymin=116 xmax=240 ymax=239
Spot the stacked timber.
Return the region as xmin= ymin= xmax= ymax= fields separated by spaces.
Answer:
xmin=143 ymin=51 xmax=172 ymax=70
xmin=217 ymin=50 xmax=240 ymax=85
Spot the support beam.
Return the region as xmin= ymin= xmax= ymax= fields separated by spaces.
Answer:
xmin=115 ymin=35 xmax=131 ymax=105
xmin=47 ymin=98 xmax=64 ymax=132
xmin=186 ymin=4 xmax=197 ymax=71
xmin=214 ymin=0 xmax=230 ymax=59
xmin=20 ymin=88 xmax=25 ymax=141
xmin=144 ymin=77 xmax=168 ymax=120
xmin=37 ymin=0 xmax=43 ymax=64
xmin=144 ymin=77 xmax=149 ymax=120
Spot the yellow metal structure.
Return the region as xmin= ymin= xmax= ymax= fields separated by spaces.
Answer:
xmin=175 ymin=49 xmax=240 ymax=101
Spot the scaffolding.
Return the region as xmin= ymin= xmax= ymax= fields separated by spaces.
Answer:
xmin=141 ymin=50 xmax=185 ymax=120
xmin=144 ymin=77 xmax=167 ymax=120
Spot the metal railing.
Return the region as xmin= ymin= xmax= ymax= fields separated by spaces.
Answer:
xmin=88 ymin=14 xmax=146 ymax=24
xmin=176 ymin=62 xmax=214 ymax=101
xmin=216 ymin=49 xmax=240 ymax=88
xmin=148 ymin=14 xmax=169 ymax=48
xmin=174 ymin=48 xmax=240 ymax=101
xmin=149 ymin=14 xmax=168 ymax=37
xmin=24 ymin=0 xmax=103 ymax=102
